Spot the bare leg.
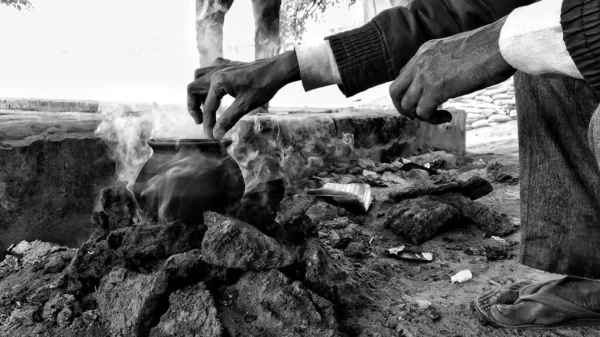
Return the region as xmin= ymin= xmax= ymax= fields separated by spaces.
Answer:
xmin=248 ymin=0 xmax=281 ymax=114
xmin=251 ymin=0 xmax=282 ymax=60
xmin=196 ymin=0 xmax=235 ymax=67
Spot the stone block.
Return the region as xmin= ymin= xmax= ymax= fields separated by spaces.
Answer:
xmin=149 ymin=282 xmax=221 ymax=337
xmin=96 ymin=267 xmax=169 ymax=337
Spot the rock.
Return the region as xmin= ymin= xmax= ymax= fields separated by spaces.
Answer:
xmin=43 ymin=250 xmax=76 ymax=274
xmin=464 ymin=107 xmax=484 ymax=114
xmin=491 ymin=93 xmax=512 ymax=100
xmin=8 ymin=240 xmax=66 ymax=268
xmin=299 ymin=238 xmax=357 ymax=306
xmin=475 ymin=96 xmax=493 ymax=103
xmin=484 ymin=239 xmax=513 ymax=261
xmin=481 ymin=87 xmax=508 ymax=96
xmin=42 ymin=293 xmax=77 ymax=325
xmin=389 ymin=175 xmax=493 ymax=201
xmin=276 ymin=194 xmax=318 ymax=244
xmin=228 ymin=179 xmax=286 ymax=237
xmin=96 ymin=267 xmax=169 ymax=337
xmin=0 ymin=262 xmax=69 ymax=325
xmin=202 ymin=212 xmax=296 ymax=271
xmin=509 ymin=109 xmax=518 ymax=118
xmin=219 ymin=269 xmax=340 ymax=337
xmin=358 ymin=158 xmax=375 ymax=169
xmin=381 ymin=171 xmax=408 ymax=186
xmin=433 ymin=193 xmax=516 ymax=236
xmin=408 ymin=151 xmax=464 ymax=170
xmin=339 ymin=176 xmax=353 ymax=184
xmin=488 ymin=114 xmax=511 ymax=123
xmin=363 ymin=169 xmax=378 ymax=179
xmin=344 ymin=241 xmax=368 ymax=259
xmin=160 ymin=249 xmax=230 ymax=288
xmin=348 ymin=167 xmax=362 ymax=175
xmin=486 ymin=161 xmax=519 ymax=185
xmin=68 ymin=239 xmax=121 ymax=288
xmin=306 ymin=201 xmax=339 ymax=225
xmin=404 ymin=169 xmax=430 ymax=181
xmin=471 ymin=120 xmax=490 ymax=129
xmin=108 ymin=221 xmax=206 ymax=268
xmin=494 ymin=98 xmax=516 ymax=106
xmin=466 ymin=113 xmax=485 ymax=123
xmin=99 ymin=182 xmax=136 ymax=230
xmin=384 ymin=196 xmax=460 ymax=245
xmin=0 ymin=255 xmax=20 ymax=280
xmin=149 ymin=282 xmax=221 ymax=337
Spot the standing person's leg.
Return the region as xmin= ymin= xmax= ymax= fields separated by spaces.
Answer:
xmin=516 ymin=73 xmax=600 ymax=278
xmin=196 ymin=0 xmax=235 ymax=67
xmin=475 ymin=73 xmax=600 ymax=328
xmin=251 ymin=0 xmax=282 ymax=60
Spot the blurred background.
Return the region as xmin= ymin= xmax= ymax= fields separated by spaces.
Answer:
xmin=0 ymin=0 xmax=409 ymax=107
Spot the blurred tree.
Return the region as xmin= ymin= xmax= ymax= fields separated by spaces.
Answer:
xmin=0 ymin=0 xmax=32 ymax=10
xmin=279 ymin=0 xmax=357 ymax=50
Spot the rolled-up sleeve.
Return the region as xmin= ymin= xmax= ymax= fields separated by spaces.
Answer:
xmin=294 ymin=41 xmax=342 ymax=91
xmin=499 ymin=0 xmax=583 ymax=79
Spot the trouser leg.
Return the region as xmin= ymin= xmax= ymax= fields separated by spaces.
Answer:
xmin=515 ymin=72 xmax=600 ymax=279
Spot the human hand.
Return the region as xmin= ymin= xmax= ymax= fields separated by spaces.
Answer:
xmin=389 ymin=16 xmax=515 ymax=125
xmin=187 ymin=51 xmax=301 ymax=139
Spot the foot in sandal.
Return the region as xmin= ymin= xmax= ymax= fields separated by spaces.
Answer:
xmin=475 ymin=277 xmax=600 ymax=329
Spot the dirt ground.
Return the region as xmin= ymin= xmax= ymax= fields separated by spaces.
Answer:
xmin=342 ymin=120 xmax=600 ymax=337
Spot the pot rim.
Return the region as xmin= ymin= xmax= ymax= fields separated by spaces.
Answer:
xmin=148 ymin=138 xmax=232 ymax=148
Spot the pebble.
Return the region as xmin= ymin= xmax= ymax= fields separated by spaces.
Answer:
xmin=464 ymin=107 xmax=484 ymax=114
xmin=482 ymin=87 xmax=508 ymax=96
xmin=471 ymin=119 xmax=491 ymax=129
xmin=467 ymin=113 xmax=485 ymax=123
xmin=491 ymin=93 xmax=512 ymax=100
xmin=494 ymin=98 xmax=516 ymax=106
xmin=481 ymin=108 xmax=497 ymax=117
xmin=488 ymin=114 xmax=512 ymax=123
xmin=475 ymin=96 xmax=493 ymax=103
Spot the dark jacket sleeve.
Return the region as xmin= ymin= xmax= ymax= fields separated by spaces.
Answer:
xmin=325 ymin=0 xmax=535 ymax=97
xmin=561 ymin=0 xmax=600 ymax=91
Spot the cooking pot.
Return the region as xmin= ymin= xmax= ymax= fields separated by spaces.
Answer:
xmin=131 ymin=138 xmax=245 ymax=224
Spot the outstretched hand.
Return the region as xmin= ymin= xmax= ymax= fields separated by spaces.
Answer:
xmin=389 ymin=16 xmax=515 ymax=125
xmin=187 ymin=51 xmax=300 ymax=139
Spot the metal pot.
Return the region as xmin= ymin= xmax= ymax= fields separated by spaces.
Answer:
xmin=131 ymin=138 xmax=245 ymax=224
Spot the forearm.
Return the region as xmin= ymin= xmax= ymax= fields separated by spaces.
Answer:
xmin=326 ymin=0 xmax=535 ymax=96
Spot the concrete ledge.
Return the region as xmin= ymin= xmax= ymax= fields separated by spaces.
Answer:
xmin=231 ymin=108 xmax=465 ymax=191
xmin=0 ymin=106 xmax=465 ymax=255
xmin=0 ymin=98 xmax=100 ymax=113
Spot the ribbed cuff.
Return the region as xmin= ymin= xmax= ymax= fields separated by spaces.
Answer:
xmin=561 ymin=0 xmax=600 ymax=90
xmin=325 ymin=22 xmax=394 ymax=97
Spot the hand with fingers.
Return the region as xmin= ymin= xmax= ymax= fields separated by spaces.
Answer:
xmin=187 ymin=51 xmax=301 ymax=139
xmin=389 ymin=16 xmax=515 ymax=125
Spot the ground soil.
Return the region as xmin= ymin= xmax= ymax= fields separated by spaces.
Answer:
xmin=2 ymin=120 xmax=599 ymax=337
xmin=340 ymin=121 xmax=600 ymax=337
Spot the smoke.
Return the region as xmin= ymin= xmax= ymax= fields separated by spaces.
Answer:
xmin=227 ymin=113 xmax=356 ymax=196
xmin=94 ymin=102 xmax=208 ymax=191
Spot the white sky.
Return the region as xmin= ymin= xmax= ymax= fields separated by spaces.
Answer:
xmin=0 ymin=0 xmax=371 ymax=106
